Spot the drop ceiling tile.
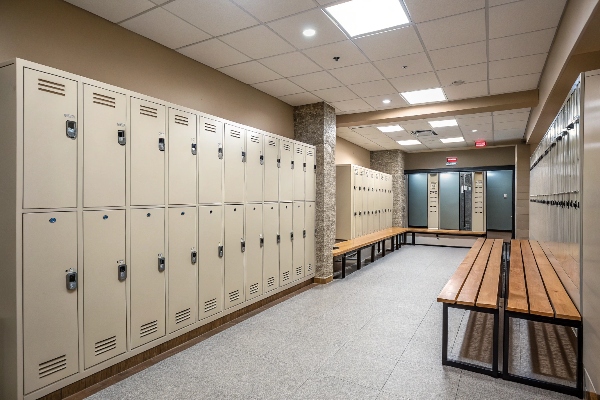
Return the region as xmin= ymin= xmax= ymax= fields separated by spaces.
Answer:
xmin=443 ymin=81 xmax=488 ymax=100
xmin=328 ymin=63 xmax=385 ymax=85
xmin=404 ymin=0 xmax=485 ymax=23
xmin=494 ymin=108 xmax=531 ymax=115
xmin=488 ymin=0 xmax=520 ymax=6
xmin=221 ymin=25 xmax=295 ymax=59
xmin=456 ymin=114 xmax=493 ymax=125
xmin=429 ymin=41 xmax=487 ymax=70
xmin=363 ymin=94 xmax=409 ymax=109
xmin=268 ymin=9 xmax=348 ymax=50
xmin=489 ymin=53 xmax=547 ymax=79
xmin=331 ymin=99 xmax=373 ymax=112
xmin=303 ymin=41 xmax=369 ymax=70
xmin=120 ymin=8 xmax=211 ymax=49
xmin=373 ymin=52 xmax=433 ymax=79
xmin=252 ymin=79 xmax=305 ymax=97
xmin=311 ymin=86 xmax=358 ymax=102
xmin=277 ymin=92 xmax=322 ymax=106
xmin=401 ymin=121 xmax=433 ymax=131
xmin=233 ymin=0 xmax=317 ymax=22
xmin=433 ymin=126 xmax=463 ymax=137
xmin=288 ymin=71 xmax=343 ymax=91
xmin=347 ymin=80 xmax=397 ymax=98
xmin=489 ymin=0 xmax=566 ymax=39
xmin=493 ymin=111 xmax=530 ymax=123
xmin=489 ymin=28 xmax=555 ymax=61
xmin=494 ymin=120 xmax=528 ymax=130
xmin=399 ymin=144 xmax=428 ymax=152
xmin=437 ymin=63 xmax=487 ymax=86
xmin=218 ymin=61 xmax=282 ymax=84
xmin=315 ymin=0 xmax=340 ymax=5
xmin=65 ymin=0 xmax=156 ymax=23
xmin=259 ymin=52 xmax=322 ymax=77
xmin=417 ymin=10 xmax=486 ymax=51
xmin=389 ymin=72 xmax=440 ymax=93
xmin=178 ymin=39 xmax=250 ymax=69
xmin=353 ymin=26 xmax=424 ymax=62
xmin=489 ymin=73 xmax=540 ymax=95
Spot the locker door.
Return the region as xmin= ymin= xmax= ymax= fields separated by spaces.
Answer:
xmin=168 ymin=207 xmax=197 ymax=333
xmin=131 ymin=98 xmax=166 ymax=206
xmin=198 ymin=118 xmax=223 ymax=204
xmin=224 ymin=125 xmax=245 ymax=203
xmin=354 ymin=167 xmax=363 ymax=237
xmin=305 ymin=147 xmax=316 ymax=202
xmin=224 ymin=205 xmax=244 ymax=308
xmin=23 ymin=212 xmax=78 ymax=394
xmin=305 ymin=202 xmax=315 ymax=275
xmin=168 ymin=109 xmax=197 ymax=205
xmin=198 ymin=205 xmax=224 ymax=319
xmin=369 ymin=172 xmax=376 ymax=233
xmin=279 ymin=203 xmax=293 ymax=285
xmin=23 ymin=69 xmax=78 ymax=209
xmin=362 ymin=170 xmax=368 ymax=234
xmin=83 ymin=210 xmax=126 ymax=369
xmin=292 ymin=201 xmax=305 ymax=280
xmin=83 ymin=85 xmax=126 ymax=207
xmin=279 ymin=140 xmax=294 ymax=201
xmin=264 ymin=136 xmax=279 ymax=202
xmin=245 ymin=204 xmax=263 ymax=300
xmin=245 ymin=131 xmax=264 ymax=203
xmin=130 ymin=208 xmax=165 ymax=348
xmin=263 ymin=203 xmax=279 ymax=292
xmin=293 ymin=144 xmax=305 ymax=201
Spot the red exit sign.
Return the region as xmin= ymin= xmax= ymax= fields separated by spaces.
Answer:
xmin=475 ymin=140 xmax=487 ymax=148
xmin=446 ymin=157 xmax=457 ymax=166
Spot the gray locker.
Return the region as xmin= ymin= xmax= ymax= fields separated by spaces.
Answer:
xmin=305 ymin=202 xmax=315 ymax=275
xmin=131 ymin=98 xmax=166 ymax=206
xmin=198 ymin=118 xmax=223 ymax=204
xmin=83 ymin=210 xmax=126 ymax=369
xmin=439 ymin=172 xmax=460 ymax=230
xmin=245 ymin=204 xmax=263 ymax=300
xmin=224 ymin=125 xmax=246 ymax=203
xmin=263 ymin=203 xmax=279 ymax=292
xmin=293 ymin=144 xmax=305 ymax=201
xmin=279 ymin=140 xmax=294 ymax=201
xmin=224 ymin=205 xmax=244 ymax=308
xmin=264 ymin=136 xmax=279 ymax=202
xmin=168 ymin=109 xmax=197 ymax=205
xmin=130 ymin=208 xmax=166 ymax=348
xmin=408 ymin=173 xmax=428 ymax=227
xmin=83 ymin=85 xmax=126 ymax=207
xmin=168 ymin=207 xmax=197 ymax=333
xmin=279 ymin=203 xmax=293 ymax=285
xmin=23 ymin=68 xmax=78 ymax=209
xmin=305 ymin=147 xmax=316 ymax=201
xmin=292 ymin=201 xmax=305 ymax=280
xmin=23 ymin=212 xmax=78 ymax=394
xmin=198 ymin=205 xmax=224 ymax=319
xmin=245 ymin=131 xmax=264 ymax=203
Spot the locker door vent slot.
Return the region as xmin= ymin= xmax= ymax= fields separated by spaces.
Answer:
xmin=282 ymin=271 xmax=290 ymax=281
xmin=140 ymin=320 xmax=158 ymax=338
xmin=282 ymin=143 xmax=291 ymax=151
xmin=93 ymin=93 xmax=116 ymax=108
xmin=94 ymin=336 xmax=117 ymax=356
xmin=267 ymin=277 xmax=275 ymax=287
xmin=204 ymin=123 xmax=217 ymax=133
xmin=296 ymin=147 xmax=303 ymax=154
xmin=229 ymin=290 xmax=240 ymax=302
xmin=307 ymin=264 xmax=313 ymax=273
xmin=307 ymin=150 xmax=314 ymax=156
xmin=38 ymin=78 xmax=65 ymax=96
xmin=39 ymin=355 xmax=67 ymax=378
xmin=229 ymin=130 xmax=241 ymax=139
xmin=174 ymin=115 xmax=189 ymax=126
xmin=140 ymin=105 xmax=158 ymax=118
xmin=268 ymin=140 xmax=276 ymax=147
xmin=204 ymin=298 xmax=217 ymax=313
xmin=249 ymin=283 xmax=259 ymax=294
xmin=250 ymin=135 xmax=260 ymax=144
xmin=175 ymin=308 xmax=191 ymax=324
xmin=296 ymin=266 xmax=302 ymax=276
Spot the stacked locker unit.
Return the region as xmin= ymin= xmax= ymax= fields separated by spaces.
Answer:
xmin=0 ymin=59 xmax=316 ymax=400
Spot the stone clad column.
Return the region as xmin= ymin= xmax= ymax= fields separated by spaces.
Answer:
xmin=294 ymin=103 xmax=336 ymax=283
xmin=370 ymin=150 xmax=407 ymax=227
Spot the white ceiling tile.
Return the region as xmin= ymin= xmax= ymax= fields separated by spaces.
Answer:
xmin=494 ymin=128 xmax=525 ymax=137
xmin=456 ymin=114 xmax=493 ymax=124
xmin=443 ymin=81 xmax=488 ymax=100
xmin=432 ymin=126 xmax=463 ymax=137
xmin=437 ymin=63 xmax=487 ymax=86
xmin=65 ymin=0 xmax=155 ymax=23
xmin=252 ymin=79 xmax=305 ymax=97
xmin=221 ymin=25 xmax=295 ymax=59
xmin=347 ymin=80 xmax=397 ymax=98
xmin=404 ymin=0 xmax=485 ymax=23
xmin=494 ymin=119 xmax=528 ymax=130
xmin=268 ymin=9 xmax=348 ymax=50
xmin=401 ymin=121 xmax=433 ymax=131
xmin=277 ymin=92 xmax=322 ymax=106
xmin=120 ymin=8 xmax=211 ymax=49
xmin=493 ymin=111 xmax=530 ymax=123
xmin=389 ymin=72 xmax=440 ymax=93
xmin=494 ymin=108 xmax=531 ymax=115
xmin=331 ymin=99 xmax=373 ymax=112
xmin=288 ymin=71 xmax=343 ymax=91
xmin=373 ymin=53 xmax=433 ymax=79
xmin=489 ymin=53 xmax=547 ymax=79
xmin=363 ymin=94 xmax=409 ymax=109
xmin=489 ymin=73 xmax=540 ymax=95
xmin=303 ymin=41 xmax=369 ymax=69
xmin=429 ymin=41 xmax=487 ymax=70
xmin=233 ymin=0 xmax=317 ymax=22
xmin=311 ymin=86 xmax=358 ymax=102
xmin=259 ymin=52 xmax=322 ymax=77
xmin=353 ymin=26 xmax=424 ymax=62
xmin=488 ymin=0 xmax=520 ymax=6
xmin=328 ymin=63 xmax=385 ymax=85
xmin=399 ymin=144 xmax=428 ymax=152
xmin=178 ymin=39 xmax=250 ymax=69
xmin=489 ymin=28 xmax=556 ymax=61
xmin=417 ymin=10 xmax=486 ymax=51
xmin=218 ymin=61 xmax=282 ymax=84
xmin=315 ymin=0 xmax=340 ymax=4
xmin=489 ymin=0 xmax=566 ymax=39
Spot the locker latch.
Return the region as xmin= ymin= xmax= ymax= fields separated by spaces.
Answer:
xmin=303 ymin=230 xmax=306 ymax=238
xmin=158 ymin=254 xmax=166 ymax=272
xmin=118 ymin=262 xmax=127 ymax=281
xmin=66 ymin=120 xmax=77 ymax=139
xmin=303 ymin=162 xmax=306 ymax=172
xmin=241 ymin=239 xmax=246 ymax=253
xmin=290 ymin=232 xmax=294 ymax=241
xmin=242 ymin=151 xmax=246 ymax=162
xmin=191 ymin=249 xmax=197 ymax=264
xmin=191 ymin=143 xmax=197 ymax=156
xmin=260 ymin=234 xmax=264 ymax=247
xmin=277 ymin=158 xmax=281 ymax=168
xmin=65 ymin=268 xmax=78 ymax=291
xmin=314 ymin=165 xmax=316 ymax=173
xmin=354 ymin=212 xmax=357 ymax=216
xmin=291 ymin=160 xmax=295 ymax=170
xmin=158 ymin=138 xmax=165 ymax=152
xmin=260 ymin=154 xmax=264 ymax=165
xmin=218 ymin=245 xmax=224 ymax=258
xmin=277 ymin=234 xmax=281 ymax=244
xmin=218 ymin=144 xmax=223 ymax=160
xmin=118 ymin=130 xmax=126 ymax=146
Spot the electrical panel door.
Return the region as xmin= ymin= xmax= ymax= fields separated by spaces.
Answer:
xmin=293 ymin=144 xmax=305 ymax=201
xmin=224 ymin=205 xmax=244 ymax=309
xmin=263 ymin=203 xmax=279 ymax=293
xmin=245 ymin=131 xmax=264 ymax=203
xmin=83 ymin=85 xmax=126 ymax=207
xmin=279 ymin=203 xmax=293 ymax=286
xmin=292 ymin=201 xmax=305 ymax=280
xmin=23 ymin=212 xmax=78 ymax=394
xmin=168 ymin=207 xmax=197 ymax=333
xmin=23 ymin=68 xmax=78 ymax=209
xmin=279 ymin=140 xmax=294 ymax=201
xmin=245 ymin=204 xmax=263 ymax=300
xmin=168 ymin=109 xmax=197 ymax=205
xmin=131 ymin=98 xmax=166 ymax=206
xmin=83 ymin=210 xmax=126 ymax=369
xmin=198 ymin=205 xmax=224 ymax=319
xmin=198 ymin=118 xmax=223 ymax=204
xmin=264 ymin=136 xmax=279 ymax=202
xmin=305 ymin=147 xmax=316 ymax=201
xmin=305 ymin=202 xmax=315 ymax=275
xmin=130 ymin=208 xmax=166 ymax=348
xmin=224 ymin=125 xmax=245 ymax=203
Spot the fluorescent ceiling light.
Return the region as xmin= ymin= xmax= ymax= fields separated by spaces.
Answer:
xmin=382 ymin=99 xmax=391 ymax=104
xmin=472 ymin=129 xmax=478 ymax=132
xmin=397 ymin=140 xmax=421 ymax=146
xmin=377 ymin=125 xmax=403 ymax=133
xmin=429 ymin=119 xmax=458 ymax=128
xmin=325 ymin=0 xmax=410 ymax=37
xmin=400 ymin=88 xmax=447 ymax=105
xmin=440 ymin=137 xmax=465 ymax=143
xmin=303 ymin=28 xmax=316 ymax=37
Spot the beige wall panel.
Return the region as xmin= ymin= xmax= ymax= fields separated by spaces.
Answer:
xmin=224 ymin=205 xmax=244 ymax=309
xmin=336 ymin=137 xmax=371 ymax=168
xmin=305 ymin=202 xmax=316 ymax=275
xmin=292 ymin=201 xmax=305 ymax=280
xmin=263 ymin=136 xmax=279 ymax=202
xmin=263 ymin=203 xmax=280 ymax=293
xmin=198 ymin=205 xmax=224 ymax=319
xmin=224 ymin=125 xmax=245 ymax=204
xmin=245 ymin=204 xmax=263 ymax=300
xmin=305 ymin=147 xmax=316 ymax=202
xmin=168 ymin=109 xmax=197 ymax=205
xmin=279 ymin=140 xmax=294 ymax=202
xmin=279 ymin=203 xmax=293 ymax=286
xmin=405 ymin=146 xmax=515 ymax=171
xmin=245 ymin=131 xmax=264 ymax=203
xmin=198 ymin=118 xmax=223 ymax=204
xmin=293 ymin=144 xmax=305 ymax=201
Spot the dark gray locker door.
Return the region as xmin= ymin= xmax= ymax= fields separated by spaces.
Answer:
xmin=487 ymin=170 xmax=513 ymax=231
xmin=408 ymin=173 xmax=427 ymax=227
xmin=439 ymin=172 xmax=460 ymax=230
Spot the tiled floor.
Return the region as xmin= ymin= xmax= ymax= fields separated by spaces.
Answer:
xmin=88 ymin=246 xmax=573 ymax=399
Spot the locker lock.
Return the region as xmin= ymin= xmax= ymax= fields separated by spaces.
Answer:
xmin=66 ymin=120 xmax=77 ymax=139
xmin=260 ymin=234 xmax=264 ymax=247
xmin=291 ymin=160 xmax=295 ymax=170
xmin=218 ymin=144 xmax=223 ymax=160
xmin=66 ymin=268 xmax=78 ymax=291
xmin=158 ymin=138 xmax=165 ymax=152
xmin=277 ymin=234 xmax=281 ymax=244
xmin=241 ymin=238 xmax=246 ymax=253
xmin=191 ymin=143 xmax=197 ymax=156
xmin=277 ymin=158 xmax=281 ymax=168
xmin=218 ymin=245 xmax=224 ymax=258
xmin=314 ymin=164 xmax=316 ymax=173
xmin=242 ymin=150 xmax=246 ymax=162
xmin=191 ymin=249 xmax=197 ymax=265
xmin=303 ymin=162 xmax=307 ymax=172
xmin=158 ymin=254 xmax=166 ymax=272
xmin=354 ymin=212 xmax=357 ymax=216
xmin=290 ymin=231 xmax=294 ymax=241
xmin=303 ymin=229 xmax=306 ymax=239
xmin=118 ymin=130 xmax=126 ymax=146
xmin=259 ymin=154 xmax=264 ymax=166
xmin=118 ymin=262 xmax=127 ymax=281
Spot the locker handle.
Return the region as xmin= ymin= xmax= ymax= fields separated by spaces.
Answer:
xmin=191 ymin=250 xmax=197 ymax=265
xmin=218 ymin=245 xmax=224 ymax=258
xmin=218 ymin=144 xmax=223 ymax=160
xmin=303 ymin=230 xmax=306 ymax=238
xmin=158 ymin=138 xmax=165 ymax=152
xmin=242 ymin=150 xmax=246 ymax=163
xmin=241 ymin=239 xmax=246 ymax=253
xmin=314 ymin=164 xmax=316 ymax=173
xmin=118 ymin=263 xmax=127 ymax=281
xmin=290 ymin=232 xmax=294 ymax=241
xmin=66 ymin=269 xmax=78 ymax=291
xmin=260 ymin=234 xmax=264 ymax=247
xmin=277 ymin=158 xmax=281 ymax=168
xmin=303 ymin=162 xmax=306 ymax=172
xmin=191 ymin=143 xmax=197 ymax=156
xmin=66 ymin=120 xmax=77 ymax=139
xmin=260 ymin=154 xmax=264 ymax=165
xmin=118 ymin=130 xmax=126 ymax=146
xmin=158 ymin=254 xmax=165 ymax=272
xmin=277 ymin=234 xmax=280 ymax=244
xmin=291 ymin=160 xmax=295 ymax=170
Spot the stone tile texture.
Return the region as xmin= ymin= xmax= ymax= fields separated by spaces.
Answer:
xmin=370 ymin=150 xmax=407 ymax=227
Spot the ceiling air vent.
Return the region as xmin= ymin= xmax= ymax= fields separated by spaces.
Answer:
xmin=411 ymin=130 xmax=437 ymax=137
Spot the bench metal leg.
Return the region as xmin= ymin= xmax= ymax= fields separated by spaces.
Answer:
xmin=371 ymin=245 xmax=375 ymax=263
xmin=357 ymin=249 xmax=362 ymax=270
xmin=412 ymin=232 xmax=416 ymax=245
xmin=382 ymin=240 xmax=386 ymax=257
xmin=378 ymin=241 xmax=381 ymax=253
xmin=341 ymin=254 xmax=346 ymax=279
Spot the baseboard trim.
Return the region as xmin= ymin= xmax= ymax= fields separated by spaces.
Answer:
xmin=586 ymin=391 xmax=600 ymax=400
xmin=314 ymin=275 xmax=333 ymax=284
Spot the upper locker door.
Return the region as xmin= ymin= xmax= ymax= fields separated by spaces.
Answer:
xmin=279 ymin=203 xmax=293 ymax=286
xmin=293 ymin=144 xmax=305 ymax=201
xmin=83 ymin=210 xmax=126 ymax=369
xmin=130 ymin=208 xmax=165 ymax=349
xmin=292 ymin=201 xmax=305 ymax=280
xmin=305 ymin=146 xmax=316 ymax=202
xmin=23 ymin=212 xmax=78 ymax=394
xmin=198 ymin=118 xmax=223 ymax=204
xmin=131 ymin=98 xmax=166 ymax=206
xmin=224 ymin=125 xmax=245 ymax=203
xmin=23 ymin=69 xmax=78 ymax=209
xmin=264 ymin=136 xmax=279 ymax=202
xmin=305 ymin=202 xmax=315 ymax=276
xmin=168 ymin=207 xmax=197 ymax=333
xmin=362 ymin=169 xmax=368 ymax=234
xmin=198 ymin=205 xmax=224 ymax=319
xmin=83 ymin=85 xmax=126 ymax=207
xmin=279 ymin=140 xmax=294 ymax=201
xmin=168 ymin=109 xmax=197 ymax=205
xmin=263 ymin=203 xmax=279 ymax=293
xmin=368 ymin=171 xmax=375 ymax=234
xmin=245 ymin=204 xmax=263 ymax=300
xmin=245 ymin=131 xmax=264 ymax=203
xmin=224 ymin=205 xmax=244 ymax=308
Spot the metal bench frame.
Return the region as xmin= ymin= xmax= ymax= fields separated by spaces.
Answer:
xmin=337 ymin=232 xmax=406 ymax=279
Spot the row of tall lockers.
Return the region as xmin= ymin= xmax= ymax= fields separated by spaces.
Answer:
xmin=336 ymin=164 xmax=393 ymax=240
xmin=0 ymin=59 xmax=316 ymax=400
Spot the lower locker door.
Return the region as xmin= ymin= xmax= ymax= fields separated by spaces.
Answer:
xmin=245 ymin=205 xmax=263 ymax=300
xmin=198 ymin=206 xmax=224 ymax=319
xmin=131 ymin=208 xmax=166 ymax=348
xmin=263 ymin=204 xmax=279 ymax=292
xmin=354 ymin=215 xmax=362 ymax=239
xmin=292 ymin=202 xmax=305 ymax=280
xmin=224 ymin=205 xmax=244 ymax=308
xmin=305 ymin=202 xmax=315 ymax=275
xmin=279 ymin=203 xmax=293 ymax=285
xmin=23 ymin=212 xmax=79 ymax=394
xmin=168 ymin=207 xmax=197 ymax=333
xmin=83 ymin=210 xmax=126 ymax=369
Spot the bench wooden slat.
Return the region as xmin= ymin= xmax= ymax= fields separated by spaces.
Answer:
xmin=456 ymin=239 xmax=494 ymax=306
xmin=520 ymin=240 xmax=554 ymax=318
xmin=408 ymin=228 xmax=487 ymax=236
xmin=538 ymin=241 xmax=580 ymax=308
xmin=506 ymin=240 xmax=529 ymax=313
xmin=332 ymin=228 xmax=405 ymax=257
xmin=475 ymin=239 xmax=503 ymax=309
xmin=437 ymin=238 xmax=485 ymax=303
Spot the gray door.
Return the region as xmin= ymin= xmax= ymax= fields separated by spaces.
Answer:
xmin=439 ymin=172 xmax=460 ymax=230
xmin=486 ymin=170 xmax=513 ymax=231
xmin=408 ymin=173 xmax=427 ymax=227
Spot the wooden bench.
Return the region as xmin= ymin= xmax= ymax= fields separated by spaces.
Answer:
xmin=407 ymin=228 xmax=487 ymax=245
xmin=437 ymin=238 xmax=504 ymax=376
xmin=503 ymin=239 xmax=583 ymax=397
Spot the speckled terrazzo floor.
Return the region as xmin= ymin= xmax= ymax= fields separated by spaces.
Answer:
xmin=87 ymin=246 xmax=574 ymax=400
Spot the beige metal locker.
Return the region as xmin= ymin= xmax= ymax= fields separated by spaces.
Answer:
xmin=224 ymin=125 xmax=246 ymax=203
xmin=224 ymin=205 xmax=244 ymax=308
xmin=279 ymin=140 xmax=294 ymax=201
xmin=130 ymin=208 xmax=166 ymax=348
xmin=362 ymin=169 xmax=369 ymax=235
xmin=279 ymin=203 xmax=293 ymax=285
xmin=264 ymin=136 xmax=279 ymax=202
xmin=131 ymin=98 xmax=166 ymax=206
xmin=305 ymin=202 xmax=315 ymax=276
xmin=245 ymin=131 xmax=264 ymax=203
xmin=23 ymin=212 xmax=79 ymax=394
xmin=354 ymin=167 xmax=363 ymax=237
xmin=263 ymin=203 xmax=279 ymax=292
xmin=83 ymin=85 xmax=126 ymax=207
xmin=293 ymin=144 xmax=305 ymax=201
xmin=168 ymin=109 xmax=197 ymax=205
xmin=305 ymin=147 xmax=316 ymax=202
xmin=23 ymin=68 xmax=78 ymax=209
xmin=83 ymin=210 xmax=126 ymax=369
xmin=198 ymin=205 xmax=224 ymax=319
xmin=198 ymin=118 xmax=223 ymax=204
xmin=292 ymin=201 xmax=305 ymax=280
xmin=472 ymin=172 xmax=486 ymax=231
xmin=168 ymin=207 xmax=197 ymax=333
xmin=245 ymin=204 xmax=263 ymax=300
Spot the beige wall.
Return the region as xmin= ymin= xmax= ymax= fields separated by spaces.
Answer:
xmin=0 ymin=0 xmax=294 ymax=138
xmin=335 ymin=137 xmax=371 ymax=168
xmin=405 ymin=146 xmax=515 ymax=171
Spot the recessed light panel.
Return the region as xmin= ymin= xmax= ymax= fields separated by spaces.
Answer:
xmin=377 ymin=125 xmax=403 ymax=133
xmin=429 ymin=119 xmax=458 ymax=128
xmin=382 ymin=99 xmax=391 ymax=104
xmin=400 ymin=88 xmax=447 ymax=105
xmin=303 ymin=29 xmax=316 ymax=37
xmin=397 ymin=140 xmax=421 ymax=145
xmin=325 ymin=0 xmax=410 ymax=37
xmin=440 ymin=137 xmax=465 ymax=143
